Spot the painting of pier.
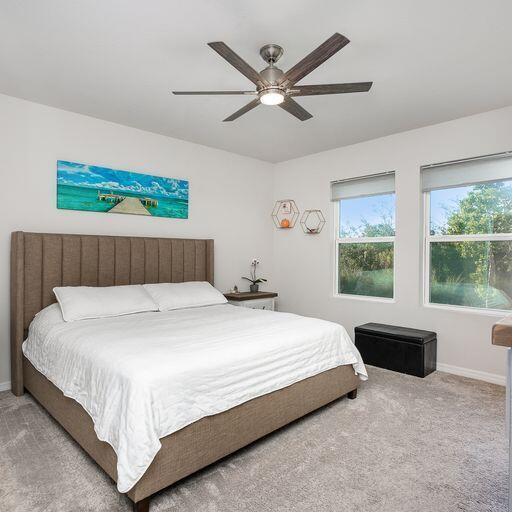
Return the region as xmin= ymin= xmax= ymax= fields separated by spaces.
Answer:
xmin=57 ymin=161 xmax=188 ymax=219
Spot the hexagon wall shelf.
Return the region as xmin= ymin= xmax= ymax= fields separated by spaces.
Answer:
xmin=272 ymin=200 xmax=299 ymax=229
xmin=300 ymin=209 xmax=326 ymax=234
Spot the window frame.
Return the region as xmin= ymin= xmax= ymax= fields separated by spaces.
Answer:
xmin=333 ymin=197 xmax=396 ymax=302
xmin=422 ymin=189 xmax=512 ymax=316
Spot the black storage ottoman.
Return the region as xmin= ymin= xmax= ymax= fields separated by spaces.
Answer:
xmin=354 ymin=323 xmax=437 ymax=378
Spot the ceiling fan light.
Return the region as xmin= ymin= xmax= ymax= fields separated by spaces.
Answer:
xmin=259 ymin=89 xmax=285 ymax=106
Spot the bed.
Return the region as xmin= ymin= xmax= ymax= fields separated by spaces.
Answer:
xmin=10 ymin=231 xmax=364 ymax=511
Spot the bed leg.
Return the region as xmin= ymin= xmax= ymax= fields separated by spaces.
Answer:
xmin=133 ymin=497 xmax=151 ymax=512
xmin=347 ymin=388 xmax=357 ymax=400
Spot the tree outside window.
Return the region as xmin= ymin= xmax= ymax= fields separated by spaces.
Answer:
xmin=428 ymin=180 xmax=512 ymax=311
xmin=337 ymin=193 xmax=395 ymax=299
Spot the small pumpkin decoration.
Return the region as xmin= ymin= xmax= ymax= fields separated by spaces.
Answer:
xmin=280 ymin=218 xmax=291 ymax=228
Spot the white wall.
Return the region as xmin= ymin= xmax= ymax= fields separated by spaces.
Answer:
xmin=0 ymin=93 xmax=274 ymax=388
xmin=273 ymin=106 xmax=512 ymax=385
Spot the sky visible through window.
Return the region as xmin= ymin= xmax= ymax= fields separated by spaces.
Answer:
xmin=339 ymin=194 xmax=395 ymax=237
xmin=430 ymin=186 xmax=473 ymax=234
xmin=429 ymin=179 xmax=512 ymax=234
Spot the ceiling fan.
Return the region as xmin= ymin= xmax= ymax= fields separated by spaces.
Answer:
xmin=172 ymin=33 xmax=372 ymax=122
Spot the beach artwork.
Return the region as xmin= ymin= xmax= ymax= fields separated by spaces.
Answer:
xmin=57 ymin=161 xmax=189 ymax=219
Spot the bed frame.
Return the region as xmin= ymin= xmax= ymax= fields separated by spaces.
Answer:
xmin=10 ymin=231 xmax=359 ymax=511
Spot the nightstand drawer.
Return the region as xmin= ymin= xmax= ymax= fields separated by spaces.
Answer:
xmin=228 ymin=297 xmax=276 ymax=311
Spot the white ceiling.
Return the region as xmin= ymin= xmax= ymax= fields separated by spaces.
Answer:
xmin=1 ymin=0 xmax=511 ymax=162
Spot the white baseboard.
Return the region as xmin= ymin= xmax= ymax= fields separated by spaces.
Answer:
xmin=0 ymin=381 xmax=11 ymax=392
xmin=437 ymin=363 xmax=506 ymax=386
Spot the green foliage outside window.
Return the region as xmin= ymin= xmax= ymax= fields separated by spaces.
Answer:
xmin=338 ymin=196 xmax=395 ymax=298
xmin=338 ymin=243 xmax=394 ymax=298
xmin=430 ymin=182 xmax=512 ymax=310
xmin=432 ymin=182 xmax=512 ymax=235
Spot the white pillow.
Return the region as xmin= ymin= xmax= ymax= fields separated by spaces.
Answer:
xmin=53 ymin=285 xmax=158 ymax=322
xmin=143 ymin=281 xmax=227 ymax=311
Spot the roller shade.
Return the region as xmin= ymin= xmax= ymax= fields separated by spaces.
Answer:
xmin=421 ymin=152 xmax=512 ymax=192
xmin=331 ymin=171 xmax=395 ymax=201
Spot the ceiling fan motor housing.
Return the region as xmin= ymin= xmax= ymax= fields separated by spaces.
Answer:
xmin=260 ymin=65 xmax=284 ymax=86
xmin=259 ymin=44 xmax=285 ymax=89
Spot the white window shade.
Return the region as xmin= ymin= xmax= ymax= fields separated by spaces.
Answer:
xmin=421 ymin=152 xmax=512 ymax=192
xmin=331 ymin=171 xmax=395 ymax=201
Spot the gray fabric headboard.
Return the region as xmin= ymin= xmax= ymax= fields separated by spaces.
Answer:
xmin=10 ymin=231 xmax=214 ymax=395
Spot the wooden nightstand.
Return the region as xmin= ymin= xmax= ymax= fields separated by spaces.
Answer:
xmin=224 ymin=291 xmax=278 ymax=311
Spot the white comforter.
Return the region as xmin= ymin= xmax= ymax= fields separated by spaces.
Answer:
xmin=23 ymin=303 xmax=366 ymax=493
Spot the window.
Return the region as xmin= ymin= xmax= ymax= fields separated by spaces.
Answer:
xmin=423 ymin=153 xmax=512 ymax=312
xmin=332 ymin=172 xmax=395 ymax=299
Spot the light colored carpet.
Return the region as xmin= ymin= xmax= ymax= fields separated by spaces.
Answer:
xmin=0 ymin=366 xmax=507 ymax=512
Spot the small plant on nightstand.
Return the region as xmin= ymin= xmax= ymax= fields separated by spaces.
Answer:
xmin=242 ymin=259 xmax=267 ymax=292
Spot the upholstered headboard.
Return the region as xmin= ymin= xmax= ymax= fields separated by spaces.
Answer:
xmin=10 ymin=231 xmax=214 ymax=395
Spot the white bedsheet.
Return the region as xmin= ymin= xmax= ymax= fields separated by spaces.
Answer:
xmin=22 ymin=303 xmax=366 ymax=493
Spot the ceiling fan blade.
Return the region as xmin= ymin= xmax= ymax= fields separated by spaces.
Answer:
xmin=279 ymin=98 xmax=313 ymax=121
xmin=208 ymin=42 xmax=267 ymax=87
xmin=223 ymin=98 xmax=261 ymax=122
xmin=290 ymin=82 xmax=373 ymax=96
xmin=172 ymin=90 xmax=256 ymax=95
xmin=280 ymin=33 xmax=350 ymax=87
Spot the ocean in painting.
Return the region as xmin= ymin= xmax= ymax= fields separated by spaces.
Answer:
xmin=57 ymin=161 xmax=188 ymax=219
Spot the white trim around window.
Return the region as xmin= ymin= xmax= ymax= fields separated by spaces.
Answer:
xmin=337 ymin=236 xmax=395 ymax=244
